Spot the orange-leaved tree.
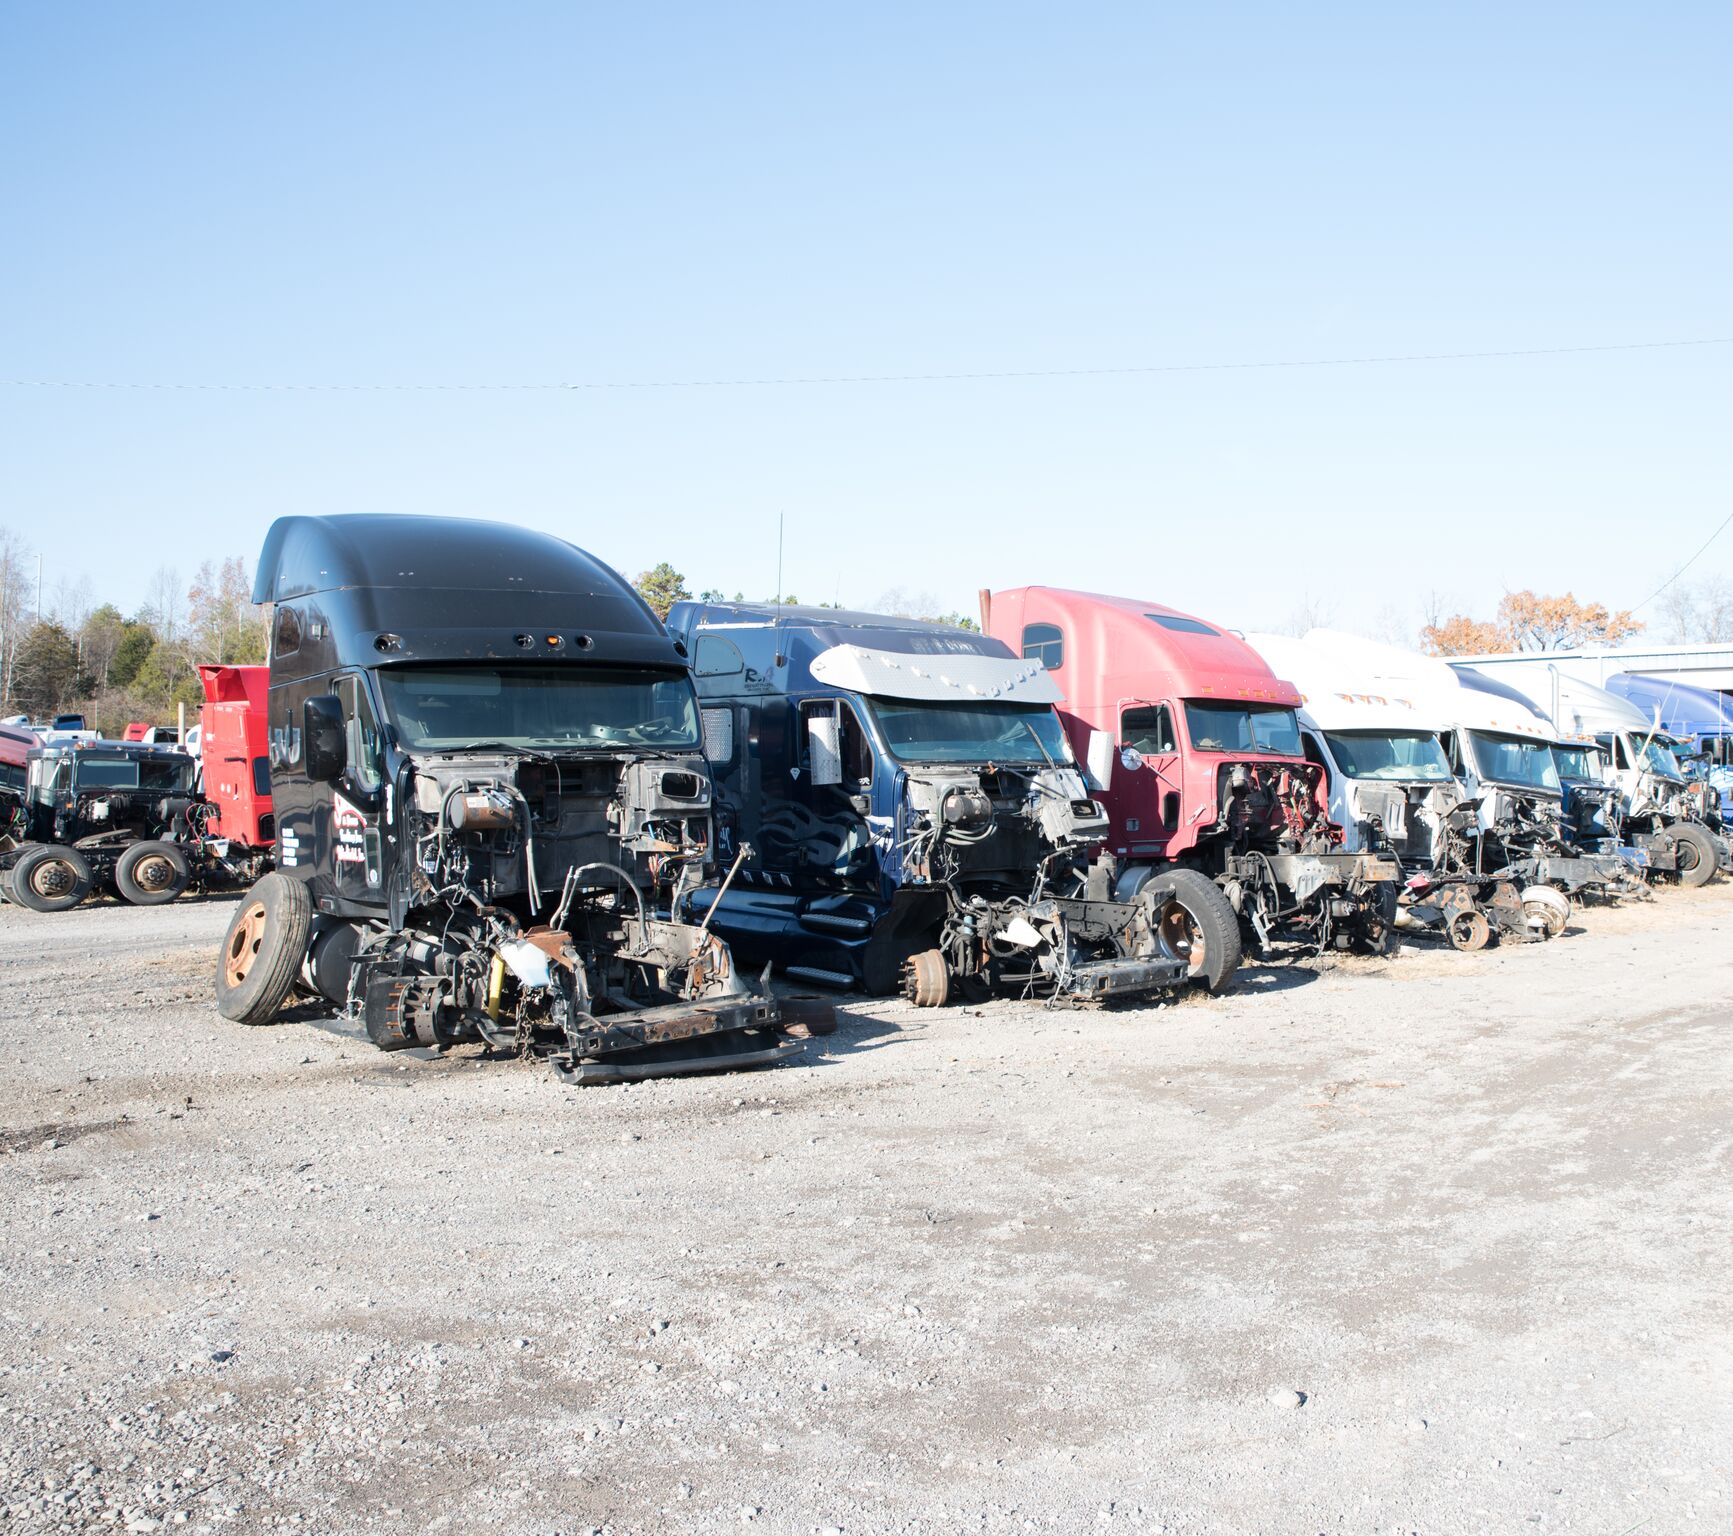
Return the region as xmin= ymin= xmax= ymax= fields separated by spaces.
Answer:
xmin=1421 ymin=590 xmax=1644 ymax=656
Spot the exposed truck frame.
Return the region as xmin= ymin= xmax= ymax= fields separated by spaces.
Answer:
xmin=663 ymin=601 xmax=1212 ymax=1006
xmin=214 ymin=514 xmax=806 ymax=1083
xmin=0 ymin=738 xmax=218 ymax=911
xmin=983 ymin=590 xmax=1401 ymax=956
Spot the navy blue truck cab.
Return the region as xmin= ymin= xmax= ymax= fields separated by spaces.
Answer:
xmin=213 ymin=514 xmax=800 ymax=1083
xmin=665 ymin=602 xmax=1218 ymax=1007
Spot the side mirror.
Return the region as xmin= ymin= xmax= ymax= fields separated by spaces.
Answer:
xmin=1085 ymin=730 xmax=1116 ymax=791
xmin=304 ymin=695 xmax=347 ymax=782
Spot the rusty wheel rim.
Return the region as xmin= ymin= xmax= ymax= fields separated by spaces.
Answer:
xmin=135 ymin=855 xmax=176 ymax=892
xmin=28 ymin=859 xmax=76 ymax=900
xmin=1156 ymin=900 xmax=1205 ymax=976
xmin=1448 ymin=910 xmax=1490 ymax=952
xmin=225 ymin=901 xmax=267 ymax=987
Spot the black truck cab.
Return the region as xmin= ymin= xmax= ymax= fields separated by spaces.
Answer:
xmin=216 ymin=514 xmax=797 ymax=1082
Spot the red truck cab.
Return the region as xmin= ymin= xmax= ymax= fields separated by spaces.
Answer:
xmin=198 ymin=665 xmax=274 ymax=850
xmin=985 ymin=587 xmax=1399 ymax=954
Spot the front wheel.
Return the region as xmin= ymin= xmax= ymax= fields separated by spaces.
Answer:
xmin=216 ymin=873 xmax=313 ymax=1024
xmin=116 ymin=840 xmax=191 ymax=906
xmin=9 ymin=845 xmax=94 ymax=913
xmin=1667 ymin=822 xmax=1719 ymax=888
xmin=1146 ymin=868 xmax=1242 ymax=993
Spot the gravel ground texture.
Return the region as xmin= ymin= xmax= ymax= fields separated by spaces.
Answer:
xmin=1 ymin=885 xmax=1730 ymax=1536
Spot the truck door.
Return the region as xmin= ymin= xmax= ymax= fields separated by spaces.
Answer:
xmin=786 ymin=697 xmax=877 ymax=888
xmin=326 ymin=673 xmax=386 ymax=902
xmin=1120 ymin=703 xmax=1179 ymax=857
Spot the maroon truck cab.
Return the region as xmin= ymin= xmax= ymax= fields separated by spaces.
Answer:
xmin=198 ymin=665 xmax=274 ymax=850
xmin=985 ymin=587 xmax=1399 ymax=954
xmin=985 ymin=587 xmax=1311 ymax=863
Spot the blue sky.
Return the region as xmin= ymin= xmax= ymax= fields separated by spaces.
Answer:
xmin=2 ymin=2 xmax=1729 ymax=637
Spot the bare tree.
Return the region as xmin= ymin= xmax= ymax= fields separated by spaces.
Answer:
xmin=1369 ymin=603 xmax=1412 ymax=648
xmin=0 ymin=526 xmax=34 ymax=712
xmin=1657 ymin=576 xmax=1733 ymax=643
xmin=1699 ymin=576 xmax=1733 ymax=641
xmin=142 ymin=565 xmax=185 ymax=645
xmin=1278 ymin=590 xmax=1336 ymax=638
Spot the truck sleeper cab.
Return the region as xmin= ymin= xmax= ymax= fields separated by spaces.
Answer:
xmin=665 ymin=601 xmax=1216 ymax=1006
xmin=985 ymin=590 xmax=1400 ymax=956
xmin=1246 ymin=633 xmax=1575 ymax=948
xmin=214 ymin=514 xmax=800 ymax=1083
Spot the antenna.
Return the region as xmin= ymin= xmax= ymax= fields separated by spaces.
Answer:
xmin=776 ymin=513 xmax=783 ymax=606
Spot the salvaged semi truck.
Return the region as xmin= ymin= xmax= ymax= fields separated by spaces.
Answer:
xmin=0 ymin=738 xmax=213 ymax=911
xmin=214 ymin=514 xmax=803 ymax=1082
xmin=1247 ymin=632 xmax=1575 ymax=948
xmin=983 ymin=589 xmax=1401 ymax=956
xmin=662 ymin=601 xmax=1212 ymax=1004
xmin=1456 ymin=661 xmax=1725 ymax=887
xmin=1281 ymin=634 xmax=1638 ymax=907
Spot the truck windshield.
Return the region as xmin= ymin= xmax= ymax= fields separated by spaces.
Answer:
xmin=377 ymin=665 xmax=701 ymax=752
xmin=1468 ymin=732 xmax=1560 ymax=792
xmin=1183 ymin=701 xmax=1301 ymax=756
xmin=74 ymin=756 xmax=193 ymax=792
xmin=1638 ymin=737 xmax=1685 ymax=780
xmin=1552 ymin=745 xmax=1603 ymax=781
xmin=867 ymin=699 xmax=1071 ymax=765
xmin=1323 ymin=732 xmax=1453 ymax=781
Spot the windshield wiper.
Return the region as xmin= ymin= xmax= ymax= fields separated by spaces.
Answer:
xmin=444 ymin=740 xmax=546 ymax=756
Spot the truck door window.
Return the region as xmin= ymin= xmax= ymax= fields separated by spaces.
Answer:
xmin=334 ymin=675 xmax=383 ymax=794
xmin=274 ymin=606 xmax=302 ymax=658
xmin=1121 ymin=705 xmax=1174 ymax=755
xmin=694 ymin=636 xmax=745 ymax=677
xmin=1021 ymin=623 xmax=1063 ymax=670
xmin=800 ymin=700 xmax=872 ymax=788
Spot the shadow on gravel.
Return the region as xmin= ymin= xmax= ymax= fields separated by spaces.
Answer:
xmin=1232 ymin=963 xmax=1321 ymax=995
xmin=797 ymin=1005 xmax=911 ymax=1066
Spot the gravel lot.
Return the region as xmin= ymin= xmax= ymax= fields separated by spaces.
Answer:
xmin=2 ymin=886 xmax=1730 ymax=1535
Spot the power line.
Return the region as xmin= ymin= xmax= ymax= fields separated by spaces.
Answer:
xmin=1630 ymin=506 xmax=1733 ymax=615
xmin=1 ymin=334 xmax=1728 ymax=394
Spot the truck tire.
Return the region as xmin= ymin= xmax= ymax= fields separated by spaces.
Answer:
xmin=1667 ymin=822 xmax=1718 ymax=888
xmin=1148 ymin=868 xmax=1242 ymax=994
xmin=9 ymin=845 xmax=94 ymax=913
xmin=216 ymin=873 xmax=313 ymax=1024
xmin=115 ymin=840 xmax=191 ymax=906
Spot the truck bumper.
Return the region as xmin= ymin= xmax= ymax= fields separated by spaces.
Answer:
xmin=553 ymin=992 xmax=813 ymax=1081
xmin=1058 ymin=953 xmax=1190 ymax=1003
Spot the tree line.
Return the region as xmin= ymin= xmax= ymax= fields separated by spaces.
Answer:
xmin=3 ymin=528 xmax=1721 ymax=726
xmin=630 ymin=560 xmax=980 ymax=629
xmin=0 ymin=530 xmax=265 ymax=731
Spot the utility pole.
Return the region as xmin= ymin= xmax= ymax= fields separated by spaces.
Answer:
xmin=36 ymin=554 xmax=43 ymax=623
